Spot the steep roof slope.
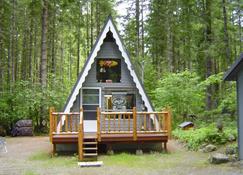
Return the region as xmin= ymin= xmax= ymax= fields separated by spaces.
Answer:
xmin=64 ymin=16 xmax=154 ymax=112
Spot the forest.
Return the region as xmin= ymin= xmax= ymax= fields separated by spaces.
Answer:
xmin=0 ymin=0 xmax=242 ymax=137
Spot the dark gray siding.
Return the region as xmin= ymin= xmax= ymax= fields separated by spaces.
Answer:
xmin=71 ymin=40 xmax=143 ymax=113
xmin=237 ymin=69 xmax=243 ymax=160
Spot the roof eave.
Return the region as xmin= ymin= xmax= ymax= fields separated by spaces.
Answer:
xmin=223 ymin=53 xmax=243 ymax=81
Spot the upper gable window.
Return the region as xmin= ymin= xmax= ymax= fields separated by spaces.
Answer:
xmin=96 ymin=59 xmax=121 ymax=83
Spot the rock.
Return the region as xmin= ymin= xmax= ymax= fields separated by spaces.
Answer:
xmin=203 ymin=144 xmax=217 ymax=153
xmin=225 ymin=146 xmax=236 ymax=155
xmin=209 ymin=153 xmax=229 ymax=164
xmin=228 ymin=154 xmax=238 ymax=162
xmin=199 ymin=143 xmax=208 ymax=149
xmin=136 ymin=149 xmax=143 ymax=155
xmin=228 ymin=134 xmax=236 ymax=142
xmin=107 ymin=149 xmax=114 ymax=155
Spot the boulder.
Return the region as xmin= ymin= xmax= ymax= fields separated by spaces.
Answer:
xmin=228 ymin=134 xmax=236 ymax=142
xmin=228 ymin=154 xmax=238 ymax=162
xmin=136 ymin=149 xmax=143 ymax=155
xmin=209 ymin=153 xmax=229 ymax=164
xmin=225 ymin=146 xmax=236 ymax=155
xmin=203 ymin=144 xmax=217 ymax=153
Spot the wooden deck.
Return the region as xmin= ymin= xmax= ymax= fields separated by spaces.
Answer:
xmin=49 ymin=107 xmax=172 ymax=161
xmin=52 ymin=132 xmax=168 ymax=143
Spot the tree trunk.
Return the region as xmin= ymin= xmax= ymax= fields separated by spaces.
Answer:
xmin=238 ymin=0 xmax=242 ymax=52
xmin=141 ymin=0 xmax=144 ymax=60
xmin=39 ymin=0 xmax=48 ymax=131
xmin=222 ymin=0 xmax=230 ymax=67
xmin=135 ymin=0 xmax=140 ymax=60
xmin=21 ymin=9 xmax=28 ymax=80
xmin=96 ymin=0 xmax=100 ymax=36
xmin=205 ymin=0 xmax=213 ymax=110
xmin=28 ymin=17 xmax=33 ymax=80
xmin=51 ymin=0 xmax=56 ymax=75
xmin=77 ymin=1 xmax=82 ymax=77
xmin=86 ymin=2 xmax=90 ymax=56
xmin=90 ymin=1 xmax=94 ymax=48
xmin=40 ymin=0 xmax=48 ymax=88
xmin=11 ymin=0 xmax=17 ymax=83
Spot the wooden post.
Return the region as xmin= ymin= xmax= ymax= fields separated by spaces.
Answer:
xmin=65 ymin=115 xmax=68 ymax=132
xmin=133 ymin=107 xmax=137 ymax=141
xmin=49 ymin=107 xmax=55 ymax=142
xmin=78 ymin=123 xmax=83 ymax=161
xmin=78 ymin=107 xmax=84 ymax=161
xmin=118 ymin=114 xmax=121 ymax=131
xmin=70 ymin=114 xmax=73 ymax=132
xmin=167 ymin=108 xmax=172 ymax=139
xmin=144 ymin=114 xmax=146 ymax=130
xmin=128 ymin=114 xmax=130 ymax=132
xmin=97 ymin=107 xmax=101 ymax=142
xmin=54 ymin=114 xmax=57 ymax=132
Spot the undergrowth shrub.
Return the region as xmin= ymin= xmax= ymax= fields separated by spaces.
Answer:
xmin=173 ymin=123 xmax=237 ymax=150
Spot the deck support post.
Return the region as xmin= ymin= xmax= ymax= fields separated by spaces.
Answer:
xmin=164 ymin=142 xmax=167 ymax=151
xmin=49 ymin=107 xmax=55 ymax=143
xmin=133 ymin=107 xmax=137 ymax=141
xmin=107 ymin=144 xmax=114 ymax=155
xmin=52 ymin=144 xmax=56 ymax=156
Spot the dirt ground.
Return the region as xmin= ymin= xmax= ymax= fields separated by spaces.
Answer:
xmin=0 ymin=136 xmax=243 ymax=175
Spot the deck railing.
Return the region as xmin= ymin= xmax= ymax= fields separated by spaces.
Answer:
xmin=49 ymin=107 xmax=84 ymax=160
xmin=49 ymin=108 xmax=82 ymax=134
xmin=97 ymin=107 xmax=172 ymax=141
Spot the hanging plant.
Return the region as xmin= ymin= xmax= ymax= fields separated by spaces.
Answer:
xmin=99 ymin=60 xmax=118 ymax=68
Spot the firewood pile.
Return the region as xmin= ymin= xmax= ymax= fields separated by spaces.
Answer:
xmin=11 ymin=120 xmax=33 ymax=136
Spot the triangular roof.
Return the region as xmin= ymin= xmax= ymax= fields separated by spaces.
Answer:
xmin=64 ymin=16 xmax=154 ymax=112
xmin=224 ymin=53 xmax=243 ymax=81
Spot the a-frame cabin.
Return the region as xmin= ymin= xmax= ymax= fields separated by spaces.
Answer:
xmin=49 ymin=16 xmax=172 ymax=161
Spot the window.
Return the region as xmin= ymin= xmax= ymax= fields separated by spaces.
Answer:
xmin=104 ymin=92 xmax=135 ymax=111
xmin=96 ymin=59 xmax=121 ymax=83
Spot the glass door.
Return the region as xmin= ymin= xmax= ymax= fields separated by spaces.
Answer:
xmin=81 ymin=88 xmax=101 ymax=120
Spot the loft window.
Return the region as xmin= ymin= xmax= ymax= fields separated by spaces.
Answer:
xmin=97 ymin=59 xmax=121 ymax=83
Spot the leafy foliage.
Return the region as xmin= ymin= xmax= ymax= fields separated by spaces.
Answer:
xmin=153 ymin=70 xmax=204 ymax=120
xmin=173 ymin=122 xmax=237 ymax=150
xmin=0 ymin=80 xmax=69 ymax=133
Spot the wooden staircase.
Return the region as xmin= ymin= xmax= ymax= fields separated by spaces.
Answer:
xmin=82 ymin=136 xmax=98 ymax=161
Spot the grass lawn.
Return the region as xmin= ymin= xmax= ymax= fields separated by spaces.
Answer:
xmin=1 ymin=137 xmax=243 ymax=175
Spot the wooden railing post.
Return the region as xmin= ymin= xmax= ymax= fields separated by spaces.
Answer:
xmin=97 ymin=107 xmax=101 ymax=142
xmin=49 ymin=107 xmax=55 ymax=142
xmin=78 ymin=108 xmax=84 ymax=161
xmin=133 ymin=107 xmax=137 ymax=141
xmin=167 ymin=107 xmax=172 ymax=139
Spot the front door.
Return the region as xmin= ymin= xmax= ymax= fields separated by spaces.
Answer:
xmin=81 ymin=87 xmax=101 ymax=132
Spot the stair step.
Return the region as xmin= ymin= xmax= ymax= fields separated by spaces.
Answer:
xmin=83 ymin=153 xmax=98 ymax=157
xmin=83 ymin=147 xmax=97 ymax=150
xmin=84 ymin=136 xmax=97 ymax=139
xmin=83 ymin=142 xmax=97 ymax=145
